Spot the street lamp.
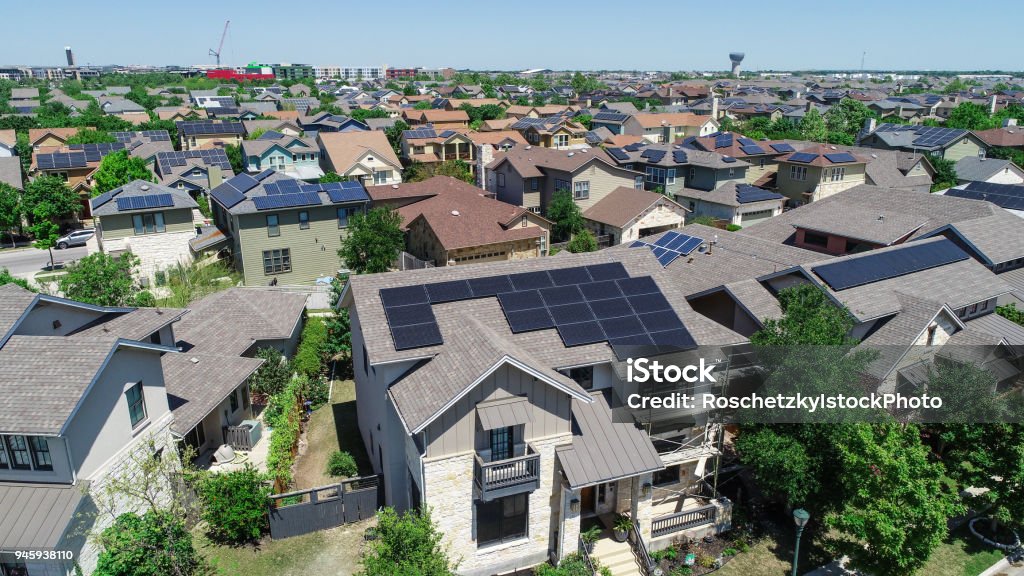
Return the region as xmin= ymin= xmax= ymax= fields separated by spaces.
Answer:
xmin=791 ymin=508 xmax=810 ymax=576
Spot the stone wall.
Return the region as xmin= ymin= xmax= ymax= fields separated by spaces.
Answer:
xmin=122 ymin=230 xmax=195 ymax=284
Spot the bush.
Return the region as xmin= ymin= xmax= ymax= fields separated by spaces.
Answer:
xmin=133 ymin=290 xmax=156 ymax=307
xmin=293 ymin=316 xmax=327 ymax=379
xmin=249 ymin=347 xmax=291 ymax=397
xmin=94 ymin=511 xmax=204 ymax=576
xmin=0 ymin=267 xmax=34 ymax=292
xmin=266 ymin=377 xmax=302 ymax=487
xmin=303 ymin=376 xmax=329 ymax=409
xmin=327 ymin=451 xmax=358 ymax=477
xmin=533 ymin=553 xmax=592 ymax=576
xmin=566 ymin=230 xmax=598 ymax=253
xmin=197 ymin=465 xmax=271 ymax=543
xmin=725 ymin=223 xmax=742 ymax=231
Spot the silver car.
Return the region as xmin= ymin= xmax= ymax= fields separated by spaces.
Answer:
xmin=56 ymin=228 xmax=94 ymax=249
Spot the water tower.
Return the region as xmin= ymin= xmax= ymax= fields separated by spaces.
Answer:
xmin=729 ymin=52 xmax=745 ymax=76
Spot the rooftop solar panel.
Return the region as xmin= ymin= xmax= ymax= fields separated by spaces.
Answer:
xmin=506 ymin=309 xmax=555 ymax=333
xmin=379 ymin=285 xmax=428 ymax=307
xmin=579 ymin=280 xmax=623 ymax=301
xmin=425 ymin=280 xmax=473 ymax=303
xmin=722 ymin=156 xmax=737 ymax=163
xmin=770 ymin=143 xmax=795 ymax=153
xmin=946 ymin=181 xmax=1024 ymax=210
xmin=740 ymin=144 xmax=766 ymax=155
xmin=585 ymin=262 xmax=629 ymax=281
xmin=391 ymin=322 xmax=443 ymax=350
xmin=637 ymin=311 xmax=684 ymax=332
xmin=539 ymin=285 xmax=584 ymax=307
xmin=497 ymin=290 xmax=545 ymax=313
xmin=788 ymin=152 xmax=818 ymax=163
xmin=384 ymin=303 xmax=436 ymax=327
xmin=599 ymin=315 xmax=647 ymax=339
xmin=607 ymin=147 xmax=630 ymax=161
xmin=811 ymin=239 xmax=969 ymax=291
xmin=640 ymin=149 xmax=666 ymax=163
xmin=715 ymin=133 xmax=734 ymax=148
xmin=115 ymin=193 xmax=174 ymax=212
xmin=509 ymin=271 xmax=554 ymax=291
xmin=823 ymin=152 xmax=856 ymax=164
xmin=548 ymin=266 xmax=592 ymax=286
xmin=617 ymin=276 xmax=660 ymax=296
xmin=735 ymin=184 xmax=784 ymax=204
xmin=627 ymin=292 xmax=673 ymax=314
xmin=588 ymin=297 xmax=633 ymax=320
xmin=672 ymin=150 xmax=688 ymax=164
xmin=549 ymin=302 xmax=596 ymax=325
xmin=556 ymin=321 xmax=606 ymax=347
xmin=649 ymin=328 xmax=697 ymax=350
xmin=251 ymin=192 xmax=322 ymax=210
xmin=468 ymin=275 xmax=515 ymax=297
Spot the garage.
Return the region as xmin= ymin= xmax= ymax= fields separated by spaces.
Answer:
xmin=740 ymin=209 xmax=774 ymax=224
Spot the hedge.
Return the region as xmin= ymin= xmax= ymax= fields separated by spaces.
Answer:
xmin=292 ymin=316 xmax=327 ymax=379
xmin=265 ymin=377 xmax=303 ymax=490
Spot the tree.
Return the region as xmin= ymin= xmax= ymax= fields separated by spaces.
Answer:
xmin=546 ymin=190 xmax=584 ymax=242
xmin=799 ymin=108 xmax=828 ymax=143
xmin=996 ymin=302 xmax=1024 ymax=327
xmin=413 ymin=101 xmax=432 ymax=110
xmin=324 ymin=275 xmax=352 ymax=377
xmin=359 ymin=507 xmax=454 ymax=576
xmin=197 ymin=465 xmax=271 ymax=543
xmin=824 ymin=99 xmax=876 ymax=140
xmin=946 ymin=102 xmax=992 ymax=131
xmin=224 ymin=144 xmax=244 ymax=174
xmin=384 ymin=120 xmax=410 ymax=155
xmin=67 ymin=128 xmax=117 ymax=145
xmin=734 ymin=427 xmax=818 ymax=506
xmin=0 ymin=267 xmax=34 ymax=291
xmin=23 ymin=176 xmax=81 ymax=269
xmin=58 ymin=252 xmax=139 ymax=306
xmin=319 ymin=171 xmax=344 ymax=183
xmin=249 ymin=347 xmax=292 ymax=397
xmin=929 ymin=157 xmax=958 ymax=192
xmin=0 ymin=182 xmax=22 ymax=247
xmin=574 ymin=114 xmax=592 ymax=130
xmin=94 ymin=511 xmax=204 ymax=576
xmin=566 ymin=229 xmax=598 ymax=253
xmin=402 ymin=161 xmax=429 ymax=183
xmin=433 ymin=160 xmax=474 ymax=184
xmin=338 ymin=207 xmax=405 ymax=274
xmin=92 ymin=150 xmax=155 ymax=196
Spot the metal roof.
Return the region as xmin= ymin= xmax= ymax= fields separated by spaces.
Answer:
xmin=0 ymin=482 xmax=85 ymax=551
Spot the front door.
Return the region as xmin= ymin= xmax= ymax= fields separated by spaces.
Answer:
xmin=490 ymin=426 xmax=514 ymax=461
xmin=580 ymin=485 xmax=596 ymax=515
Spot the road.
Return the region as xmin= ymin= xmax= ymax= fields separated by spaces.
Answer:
xmin=0 ymin=245 xmax=88 ymax=279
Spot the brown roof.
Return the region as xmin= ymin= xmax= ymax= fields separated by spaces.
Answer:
xmin=486 ymin=145 xmax=623 ymax=178
xmin=481 ymin=118 xmax=517 ymax=131
xmin=380 ymin=176 xmax=546 ymax=250
xmin=264 ymin=110 xmax=300 ymax=120
xmin=605 ymin=134 xmax=646 ymax=147
xmin=417 ymin=109 xmax=470 ymax=123
xmin=466 ymin=130 xmax=527 ymax=147
xmin=318 ymin=131 xmax=402 ymax=173
xmin=112 ymin=113 xmax=149 ymax=125
xmin=777 ymin=143 xmax=869 ymax=168
xmin=633 ymin=112 xmax=711 ymax=129
xmin=583 ymin=186 xmax=685 ymax=228
xmin=28 ymin=127 xmax=85 ymax=146
xmin=692 ymin=133 xmax=790 ymax=158
xmin=974 ymin=126 xmax=1024 ymax=148
xmin=156 ymin=108 xmax=207 ymax=121
xmin=451 ymin=98 xmax=510 ymax=108
xmin=0 ymin=129 xmax=15 ymax=148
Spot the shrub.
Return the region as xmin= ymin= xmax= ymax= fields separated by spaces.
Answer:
xmin=133 ymin=290 xmax=156 ymax=307
xmin=249 ymin=347 xmax=291 ymax=397
xmin=293 ymin=316 xmax=327 ymax=379
xmin=94 ymin=511 xmax=204 ymax=576
xmin=670 ymin=567 xmax=692 ymax=576
xmin=534 ymin=553 xmax=592 ymax=575
xmin=197 ymin=465 xmax=271 ymax=543
xmin=361 ymin=507 xmax=453 ymax=575
xmin=327 ymin=451 xmax=358 ymax=477
xmin=725 ymin=223 xmax=742 ymax=231
xmin=265 ymin=377 xmax=302 ymax=487
xmin=303 ymin=376 xmax=329 ymax=409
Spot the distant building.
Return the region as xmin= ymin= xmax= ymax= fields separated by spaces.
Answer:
xmin=64 ymin=46 xmax=75 ymax=66
xmin=386 ymin=67 xmax=418 ymax=79
xmin=313 ymin=65 xmax=384 ymax=82
xmin=271 ymin=64 xmax=315 ymax=81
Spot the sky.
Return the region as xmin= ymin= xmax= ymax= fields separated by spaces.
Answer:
xmin=5 ymin=0 xmax=1023 ymax=72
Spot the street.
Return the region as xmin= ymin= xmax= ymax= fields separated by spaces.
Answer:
xmin=0 ymin=245 xmax=88 ymax=279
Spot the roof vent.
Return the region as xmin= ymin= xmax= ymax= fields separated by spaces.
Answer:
xmin=140 ymin=184 xmax=150 ymax=191
xmin=190 ymin=357 xmax=200 ymax=364
xmin=451 ymin=210 xmax=460 ymax=216
xmin=871 ymin=154 xmax=878 ymax=158
xmin=567 ymin=152 xmax=575 ymax=157
xmin=391 ymin=184 xmax=399 ymax=189
xmin=877 ymin=214 xmax=885 ymax=221
xmin=829 ymin=145 xmax=837 ymax=150
xmin=525 ymin=145 xmax=532 ymax=150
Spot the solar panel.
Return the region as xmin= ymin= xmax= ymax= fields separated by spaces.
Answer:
xmin=252 ymin=192 xmax=322 ymax=210
xmin=497 ymin=290 xmax=545 ymax=313
xmin=255 ymin=169 xmax=276 ymax=181
xmin=637 ymin=312 xmax=684 ymax=332
xmin=599 ymin=315 xmax=646 ymax=339
xmin=549 ymin=303 xmax=596 ymax=325
xmin=715 ymin=133 xmax=734 ymax=148
xmin=649 ymin=328 xmax=697 ymax=350
xmin=327 ymin=184 xmax=369 ymax=204
xmin=672 ymin=150 xmax=688 ymax=164
xmin=92 ymin=190 xmax=116 ymax=209
xmin=740 ymin=144 xmax=766 ymax=155
xmin=380 ymin=285 xmax=428 ymax=307
xmin=627 ymin=292 xmax=673 ymax=314
xmin=631 ymin=231 xmax=704 ymax=267
xmin=823 ymin=152 xmax=856 ymax=163
xmin=607 ymin=147 xmax=630 ymax=161
xmin=640 ymin=149 xmax=666 ymax=162
xmin=722 ymin=156 xmax=737 ymax=163
xmin=657 ymin=250 xmax=682 ymax=267
xmin=391 ymin=322 xmax=443 ymax=350
xmin=509 ymin=271 xmax=554 ymax=291
xmin=735 ymin=184 xmax=784 ymax=204
xmin=788 ymin=152 xmax=818 ymax=163
xmin=770 ymin=143 xmax=795 ymax=153
xmin=556 ymin=321 xmax=606 ymax=347
xmin=946 ymin=181 xmax=1024 ymax=210
xmin=384 ymin=303 xmax=436 ymax=327
xmin=617 ymin=276 xmax=660 ymax=296
xmin=737 ymin=137 xmax=756 ymax=146
xmin=811 ymin=239 xmax=969 ymax=291
xmin=539 ymin=285 xmax=584 ymax=307
xmin=506 ymin=309 xmax=555 ymax=333
xmin=549 ymin=266 xmax=592 ymax=286
xmin=425 ymin=280 xmax=473 ymax=303
xmin=624 ymin=142 xmax=646 ymax=152
xmin=588 ymin=297 xmax=633 ymax=320
xmin=468 ymin=275 xmax=514 ymax=297
xmin=586 ymin=263 xmax=629 ymax=281
xmin=579 ymin=280 xmax=623 ymax=301
xmin=115 ymin=193 xmax=174 ymax=212
xmin=210 ymin=182 xmax=246 ymax=209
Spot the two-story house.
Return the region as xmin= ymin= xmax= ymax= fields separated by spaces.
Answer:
xmin=400 ymin=126 xmax=475 ymax=172
xmin=208 ymin=170 xmax=371 ymax=285
xmin=342 ymin=249 xmax=739 ymax=576
xmin=775 ymin=144 xmax=868 ymax=205
xmin=857 ymin=119 xmax=989 ymax=162
xmin=154 ymin=149 xmax=233 ymax=196
xmin=318 ymin=130 xmax=402 ymax=186
xmin=241 ymin=132 xmax=324 ymax=181
xmin=243 ymin=119 xmax=302 ymax=138
xmin=510 ymin=116 xmax=589 ymax=150
xmin=176 ymin=120 xmax=245 ymax=151
xmin=486 ymin=145 xmax=643 ymax=215
xmin=590 ymin=112 xmax=718 ymax=143
xmin=31 ymin=142 xmax=140 ymax=219
xmin=582 ymin=186 xmax=688 ymax=245
xmin=402 ymin=109 xmax=471 ymax=130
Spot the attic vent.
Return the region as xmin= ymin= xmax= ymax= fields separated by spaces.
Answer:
xmin=567 ymin=152 xmax=575 ymax=157
xmin=140 ymin=184 xmax=150 ymax=191
xmin=190 ymin=357 xmax=200 ymax=364
xmin=871 ymin=154 xmax=878 ymax=158
xmin=829 ymin=145 xmax=837 ymax=150
xmin=525 ymin=145 xmax=532 ymax=150
xmin=451 ymin=210 xmax=460 ymax=216
xmin=877 ymin=215 xmax=885 ymax=221
xmin=392 ymin=184 xmax=399 ymax=189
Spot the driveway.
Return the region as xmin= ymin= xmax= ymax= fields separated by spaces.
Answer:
xmin=0 ymin=245 xmax=88 ymax=279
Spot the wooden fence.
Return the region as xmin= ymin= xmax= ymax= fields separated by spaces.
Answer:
xmin=267 ymin=475 xmax=380 ymax=539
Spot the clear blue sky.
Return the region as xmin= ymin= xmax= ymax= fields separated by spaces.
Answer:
xmin=6 ymin=0 xmax=1022 ymax=71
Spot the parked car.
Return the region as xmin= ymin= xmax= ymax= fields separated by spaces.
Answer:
xmin=56 ymin=228 xmax=94 ymax=249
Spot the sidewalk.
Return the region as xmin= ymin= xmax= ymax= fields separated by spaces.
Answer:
xmin=980 ymin=557 xmax=1024 ymax=576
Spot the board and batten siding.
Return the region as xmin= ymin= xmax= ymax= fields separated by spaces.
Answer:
xmin=234 ymin=203 xmax=358 ymax=286
xmin=424 ymin=363 xmax=573 ymax=458
xmin=943 ymin=136 xmax=984 ymax=162
xmin=99 ymin=208 xmax=194 ymax=241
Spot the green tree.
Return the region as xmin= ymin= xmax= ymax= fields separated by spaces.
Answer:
xmin=23 ymin=176 xmax=81 ymax=268
xmin=824 ymin=99 xmax=876 ymax=140
xmin=359 ymin=507 xmax=454 ymax=576
xmin=413 ymin=101 xmax=432 ymax=110
xmin=92 ymin=150 xmax=155 ymax=196
xmin=996 ymin=302 xmax=1024 ymax=327
xmin=58 ymin=252 xmax=139 ymax=306
xmin=384 ymin=120 xmax=410 ymax=155
xmin=566 ymin=229 xmax=598 ymax=253
xmin=546 ymin=190 xmax=584 ymax=242
xmin=224 ymin=144 xmax=244 ymax=174
xmin=338 ymin=207 xmax=405 ymax=274
xmin=66 ymin=128 xmax=117 ymax=145
xmin=94 ymin=511 xmax=204 ymax=576
xmin=574 ymin=114 xmax=592 ymax=130
xmin=249 ymin=347 xmax=292 ymax=397
xmin=799 ymin=108 xmax=828 ymax=142
xmin=434 ymin=159 xmax=474 ymax=184
xmin=929 ymin=157 xmax=958 ymax=192
xmin=752 ymin=284 xmax=854 ymax=347
xmin=197 ymin=465 xmax=271 ymax=543
xmin=946 ymin=102 xmax=993 ymax=130
xmin=0 ymin=182 xmax=22 ymax=247
xmin=325 ymin=275 xmax=352 ymax=377
xmin=0 ymin=267 xmax=34 ymax=291
xmin=734 ymin=427 xmax=818 ymax=506
xmin=320 ymin=171 xmax=344 ymax=183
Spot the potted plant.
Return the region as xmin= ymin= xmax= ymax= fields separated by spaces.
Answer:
xmin=581 ymin=525 xmax=601 ymax=552
xmin=613 ymin=514 xmax=632 ymax=542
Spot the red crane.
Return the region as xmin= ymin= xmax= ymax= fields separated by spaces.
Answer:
xmin=208 ymin=20 xmax=230 ymax=66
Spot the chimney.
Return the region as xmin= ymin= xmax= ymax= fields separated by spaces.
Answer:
xmin=1004 ymin=118 xmax=1018 ymax=128
xmin=711 ymin=96 xmax=719 ymax=119
xmin=864 ymin=117 xmax=877 ymax=133
xmin=209 ymin=165 xmax=223 ymax=189
xmin=990 ymin=94 xmax=998 ymax=115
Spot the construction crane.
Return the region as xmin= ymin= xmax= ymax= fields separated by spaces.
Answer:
xmin=208 ymin=20 xmax=230 ymax=66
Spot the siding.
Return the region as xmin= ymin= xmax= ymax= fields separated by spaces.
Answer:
xmin=99 ymin=207 xmax=194 ymax=241
xmin=943 ymin=136 xmax=984 ymax=162
xmin=566 ymin=162 xmax=637 ymax=213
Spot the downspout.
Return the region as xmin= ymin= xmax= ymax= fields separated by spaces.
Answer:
xmin=65 ymin=437 xmax=78 ymax=486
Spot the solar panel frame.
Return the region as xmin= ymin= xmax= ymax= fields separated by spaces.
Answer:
xmin=811 ymin=239 xmax=970 ymax=291
xmin=467 ymin=275 xmax=515 ymax=297
xmin=506 ymin=309 xmax=555 ymax=333
xmin=588 ymin=297 xmax=634 ymax=320
xmin=740 ymin=144 xmax=766 ymax=155
xmin=497 ymin=290 xmax=545 ymax=313
xmin=556 ymin=321 xmax=607 ymax=347
xmin=548 ymin=302 xmax=596 ymax=325
xmin=384 ymin=303 xmax=437 ymax=327
xmin=539 ymin=285 xmax=585 ymax=307
xmin=599 ymin=315 xmax=647 ymax=339
xmin=607 ymin=147 xmax=630 ymax=161
xmin=626 ymin=292 xmax=673 ymax=313
xmin=788 ymin=152 xmax=819 ymax=163
xmin=548 ymin=266 xmax=593 ymax=286
xmin=585 ymin=262 xmax=629 ymax=281
xmin=579 ymin=280 xmax=623 ymax=301
xmin=509 ymin=271 xmax=555 ymax=291
xmin=672 ymin=150 xmax=688 ymax=164
xmin=425 ymin=280 xmax=473 ymax=303
xmin=637 ymin=311 xmax=685 ymax=332
xmin=617 ymin=276 xmax=660 ymax=296
xmin=823 ymin=152 xmax=856 ymax=164
xmin=380 ymin=285 xmax=428 ymax=307
xmin=391 ymin=321 xmax=443 ymax=350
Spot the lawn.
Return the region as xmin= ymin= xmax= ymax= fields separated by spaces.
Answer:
xmin=293 ymin=379 xmax=374 ymax=490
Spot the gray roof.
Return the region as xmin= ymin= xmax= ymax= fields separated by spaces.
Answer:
xmin=365 ymin=117 xmax=399 ymax=130
xmin=9 ymin=87 xmax=39 ymax=99
xmin=936 ymin=210 xmax=1024 ymax=266
xmin=239 ymin=101 xmax=279 ymax=115
xmin=955 ymin=156 xmax=1018 ymax=182
xmin=0 ymin=284 xmax=36 ymax=341
xmin=0 ymin=156 xmax=22 ymax=190
xmin=674 ymin=181 xmax=782 ymax=209
xmin=556 ymin=389 xmax=664 ymax=489
xmin=966 ymin=312 xmax=1024 ymax=348
xmin=788 ymin=206 xmax=926 ymax=246
xmin=100 ymin=97 xmax=146 ymax=114
xmin=71 ymin=308 xmax=187 ymax=341
xmin=859 ymin=293 xmax=948 ymax=379
xmin=174 ymin=288 xmax=307 ymax=357
xmin=0 ymin=482 xmax=85 ymax=551
xmin=999 ymin=267 xmax=1024 ymax=303
xmin=240 ymin=135 xmax=317 ymax=158
xmin=189 ymin=226 xmax=229 ymax=251
xmin=91 ymin=180 xmax=198 ymax=217
xmin=163 ymin=353 xmax=263 ymax=436
xmin=723 ymin=279 xmax=783 ymax=325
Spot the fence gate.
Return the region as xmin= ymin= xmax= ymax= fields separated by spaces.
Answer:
xmin=268 ymin=475 xmax=380 ymax=539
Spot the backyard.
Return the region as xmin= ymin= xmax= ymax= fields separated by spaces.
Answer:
xmin=293 ymin=379 xmax=374 ymax=489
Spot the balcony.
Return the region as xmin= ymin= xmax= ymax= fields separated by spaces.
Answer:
xmin=474 ymin=444 xmax=540 ymax=501
xmin=443 ymin=150 xmax=473 ymax=161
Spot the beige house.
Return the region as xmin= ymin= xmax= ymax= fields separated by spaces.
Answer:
xmin=318 ymin=130 xmax=403 ymax=186
xmin=400 ymin=128 xmax=476 ymax=171
xmin=176 ymin=120 xmax=244 ymax=150
xmin=582 ymin=186 xmax=688 ymax=245
xmin=775 ymin=144 xmax=868 ymax=205
xmin=28 ymin=127 xmax=89 ymax=152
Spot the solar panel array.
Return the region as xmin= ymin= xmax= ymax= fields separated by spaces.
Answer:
xmin=770 ymin=143 xmax=795 ymax=153
xmin=737 ymin=137 xmax=756 ymax=146
xmin=672 ymin=150 xmax=688 ymax=164
xmin=210 ymin=173 xmax=260 ymax=209
xmin=37 ymin=152 xmax=89 ymax=170
xmin=945 ymin=181 xmax=1024 ymax=210
xmin=624 ymin=142 xmax=646 ymax=152
xmin=788 ymin=152 xmax=819 ymax=163
xmin=740 ymin=144 xmax=766 ymax=155
xmin=66 ymin=142 xmax=128 ymax=162
xmin=403 ymin=128 xmax=440 ymax=139
xmin=378 ymin=262 xmax=697 ymax=352
xmin=640 ymin=149 xmax=666 ymax=162
xmin=112 ymin=130 xmax=171 ymax=143
xmin=823 ymin=152 xmax=857 ymax=164
xmin=260 ymin=180 xmax=369 ymax=205
xmin=629 ymin=230 xmax=705 ymax=267
xmin=875 ymin=124 xmax=967 ymax=149
xmin=722 ymin=156 xmax=737 ymax=163
xmin=811 ymin=239 xmax=969 ymax=291
xmin=735 ymin=184 xmax=784 ymax=204
xmin=156 ymin=149 xmax=232 ymax=175
xmin=252 ymin=192 xmax=322 ymax=211
xmin=257 ymin=130 xmax=285 ymax=141
xmin=715 ymin=133 xmax=734 ymax=149
xmin=175 ymin=121 xmax=245 ymax=136
xmin=607 ymin=147 xmax=630 ymax=161
xmin=593 ymin=111 xmax=630 ymax=122
xmin=115 ymin=193 xmax=174 ymax=212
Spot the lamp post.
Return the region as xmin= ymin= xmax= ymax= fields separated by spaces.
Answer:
xmin=791 ymin=508 xmax=810 ymax=576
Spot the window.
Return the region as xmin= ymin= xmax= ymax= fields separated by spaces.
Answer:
xmin=803 ymin=232 xmax=828 ymax=247
xmin=688 ymin=167 xmax=696 ymax=180
xmin=759 ymin=158 xmax=765 ymax=168
xmin=489 ymin=426 xmax=514 ymax=461
xmin=634 ymin=176 xmax=644 ymax=190
xmin=263 ymin=248 xmax=291 ymax=274
xmin=830 ymin=167 xmax=845 ymax=182
xmin=565 ymin=366 xmax=594 ymax=389
xmin=554 ymin=134 xmax=569 ymax=148
xmin=573 ymin=181 xmax=590 ymax=200
xmin=529 ymin=206 xmax=540 ymax=214
xmin=298 ymin=211 xmax=309 ymax=230
xmin=230 ymin=389 xmax=239 ymax=412
xmin=530 ymin=177 xmax=538 ymax=191
xmin=338 ymin=206 xmax=359 ymax=228
xmin=728 ymin=167 xmax=735 ymax=177
xmin=477 ymin=494 xmax=528 ymax=547
xmin=521 ymin=215 xmax=528 ymax=227
xmin=0 ymin=440 xmax=7 ymax=469
xmin=926 ymin=325 xmax=937 ymax=346
xmin=29 ymin=436 xmax=52 ymax=471
xmin=266 ymin=214 xmax=280 ymax=237
xmin=4 ymin=436 xmax=30 ymax=469
xmin=646 ymin=166 xmax=665 ymax=184
xmin=554 ymin=179 xmax=570 ymax=192
xmin=790 ymin=165 xmax=807 ymax=181
xmin=132 ymin=212 xmax=166 ymax=235
xmin=653 ymin=464 xmax=680 ymax=486
xmin=666 ymin=168 xmax=676 ymax=185
xmin=126 ymin=382 xmax=147 ymax=428
xmin=373 ymin=170 xmax=392 ymax=185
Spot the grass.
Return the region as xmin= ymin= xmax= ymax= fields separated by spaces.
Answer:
xmin=293 ymin=380 xmax=374 ymax=490
xmin=916 ymin=526 xmax=1005 ymax=576
xmin=154 ymin=259 xmax=241 ymax=307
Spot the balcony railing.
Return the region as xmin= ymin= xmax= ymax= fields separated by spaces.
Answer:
xmin=474 ymin=444 xmax=540 ymax=501
xmin=443 ymin=151 xmax=473 ymax=160
xmin=651 ymin=503 xmax=717 ymax=538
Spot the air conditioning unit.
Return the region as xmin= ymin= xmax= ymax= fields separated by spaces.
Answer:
xmin=240 ymin=419 xmax=263 ymax=447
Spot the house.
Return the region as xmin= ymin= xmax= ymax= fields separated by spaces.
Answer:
xmin=0 ymin=157 xmax=22 ymax=190
xmin=954 ymin=156 xmax=1024 ymax=185
xmin=590 ymin=112 xmax=718 ymax=143
xmin=9 ymin=87 xmax=39 ymax=101
xmin=685 ymin=133 xmax=793 ymax=187
xmin=241 ymin=132 xmax=324 ymax=181
xmin=89 ymin=180 xmax=200 ymax=282
xmin=153 ymin=106 xmax=206 ymax=122
xmin=208 ymin=171 xmax=371 ymax=285
xmin=342 ymin=248 xmax=738 ymax=576
xmin=774 ymin=144 xmax=869 ymax=205
xmin=466 ymin=130 xmax=528 ymax=187
xmin=582 ymin=186 xmax=688 ymax=245
xmin=243 ymin=119 xmax=302 ymax=138
xmin=176 ymin=121 xmax=244 ymax=151
xmin=318 ymin=130 xmax=402 ymax=186
xmin=154 ymin=148 xmax=233 ymax=195
xmin=857 ymin=120 xmax=989 ymax=162
xmin=0 ymin=129 xmax=15 ymax=156
xmin=402 ymin=109 xmax=471 ymax=130
xmin=510 ymin=116 xmax=589 ymax=149
xmin=486 ymin=145 xmax=643 ymax=215
xmin=111 ymin=130 xmax=176 ymax=168
xmin=288 ymin=83 xmax=312 ymax=97
xmin=98 ymin=97 xmax=146 ymax=115
xmin=974 ymin=120 xmax=1024 ymax=151
xmin=28 ymin=127 xmax=88 ymax=151
xmin=367 ymin=176 xmax=552 ymax=265
xmin=298 ymin=112 xmax=369 ymax=137
xmin=30 ymin=142 xmax=136 ymax=218
xmin=400 ymin=126 xmax=475 ymax=172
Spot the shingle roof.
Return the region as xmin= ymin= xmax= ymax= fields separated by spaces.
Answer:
xmin=974 ymin=125 xmax=1024 ymax=148
xmin=859 ymin=293 xmax=948 ymax=379
xmin=583 ymin=186 xmax=683 ymax=228
xmin=0 ymin=284 xmax=36 ymax=340
xmin=965 ymin=312 xmax=1024 ymax=348
xmin=955 ymin=156 xmax=1020 ymax=182
xmin=318 ymin=130 xmax=401 ymax=173
xmin=71 ymin=308 xmax=187 ymax=341
xmin=486 ymin=145 xmax=622 ymax=177
xmin=788 ymin=207 xmax=926 ymax=246
xmin=0 ymin=157 xmax=22 ymax=190
xmin=173 ymin=288 xmax=307 ymax=356
xmin=91 ymin=180 xmax=198 ymax=216
xmin=163 ymin=353 xmax=263 ymax=435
